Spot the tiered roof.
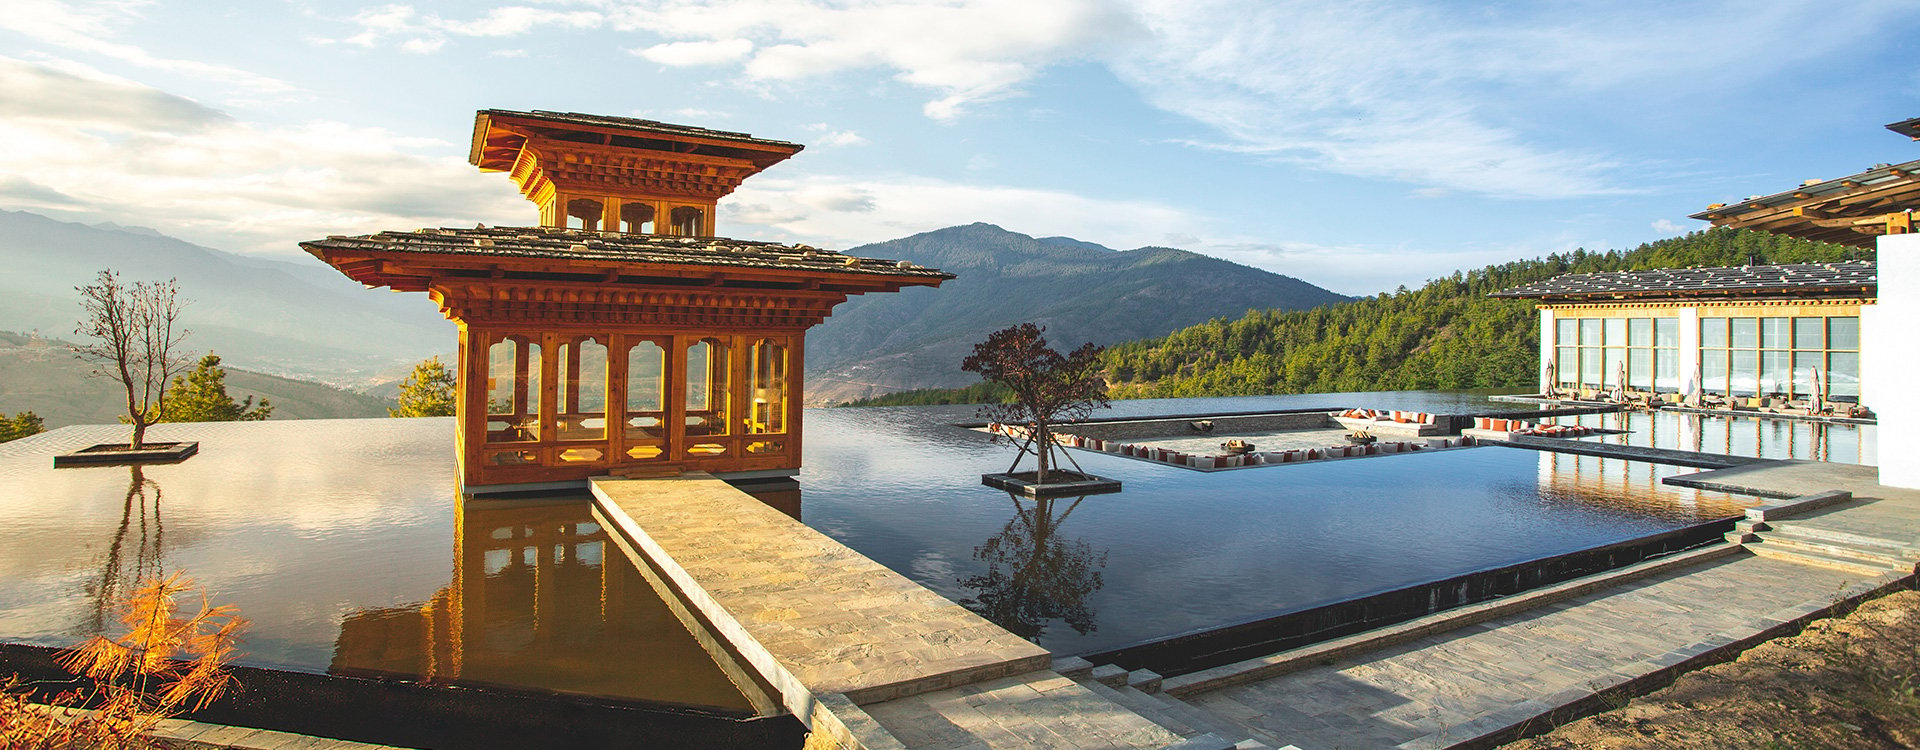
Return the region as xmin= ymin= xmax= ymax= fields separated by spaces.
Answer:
xmin=1492 ymin=261 xmax=1876 ymax=302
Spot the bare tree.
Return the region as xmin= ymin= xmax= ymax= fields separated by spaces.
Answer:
xmin=74 ymin=270 xmax=190 ymax=449
xmin=962 ymin=323 xmax=1108 ymax=484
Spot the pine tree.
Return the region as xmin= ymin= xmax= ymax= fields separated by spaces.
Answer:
xmin=389 ymin=357 xmax=458 ymax=418
xmin=0 ymin=411 xmax=44 ymax=443
xmin=159 ymin=353 xmax=271 ymax=422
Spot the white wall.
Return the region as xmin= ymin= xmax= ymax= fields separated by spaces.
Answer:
xmin=1869 ymin=233 xmax=1920 ymax=488
xmin=1539 ymin=307 xmax=1555 ymax=392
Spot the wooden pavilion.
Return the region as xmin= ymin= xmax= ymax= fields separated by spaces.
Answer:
xmin=306 ymin=110 xmax=950 ymax=490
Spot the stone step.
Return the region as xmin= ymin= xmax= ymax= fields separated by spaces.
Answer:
xmin=1766 ymin=523 xmax=1920 ymax=554
xmin=1745 ymin=541 xmax=1905 ymax=576
xmin=1077 ymin=677 xmax=1205 ymax=738
xmin=1128 ymin=687 xmax=1285 ymax=748
xmin=1754 ymin=532 xmax=1920 ymax=569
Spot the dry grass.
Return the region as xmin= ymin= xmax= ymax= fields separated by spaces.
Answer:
xmin=1507 ymin=587 xmax=1920 ymax=750
xmin=1 ymin=574 xmax=245 ymax=749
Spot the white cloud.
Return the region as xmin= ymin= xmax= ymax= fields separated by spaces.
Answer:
xmin=1651 ymin=218 xmax=1689 ymax=235
xmin=334 ymin=3 xmax=604 ymax=53
xmin=0 ymin=0 xmax=294 ymax=93
xmin=0 ymin=58 xmax=525 ymax=257
xmin=634 ymin=39 xmax=754 ymax=66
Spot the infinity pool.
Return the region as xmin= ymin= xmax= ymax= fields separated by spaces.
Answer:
xmin=0 ymin=390 xmax=1760 ymax=696
xmin=1543 ymin=409 xmax=1877 ymax=464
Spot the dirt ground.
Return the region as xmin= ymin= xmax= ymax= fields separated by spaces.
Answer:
xmin=1504 ymin=587 xmax=1920 ymax=750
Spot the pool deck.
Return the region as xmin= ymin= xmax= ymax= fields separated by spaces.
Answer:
xmin=1117 ymin=460 xmax=1920 ymax=750
xmin=588 ymin=473 xmax=1186 ymax=750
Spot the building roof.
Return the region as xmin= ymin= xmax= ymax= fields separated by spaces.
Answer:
xmin=469 ymin=109 xmax=803 ymax=173
xmin=302 ymin=225 xmax=952 ymax=293
xmin=1492 ymin=261 xmax=1876 ymax=302
xmin=1689 ymin=158 xmax=1920 ymax=248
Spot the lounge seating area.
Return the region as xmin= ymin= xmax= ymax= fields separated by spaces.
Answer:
xmin=1329 ymin=408 xmax=1445 ymax=437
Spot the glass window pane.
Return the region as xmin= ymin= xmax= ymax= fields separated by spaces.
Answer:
xmin=1760 ymin=318 xmax=1789 ymax=349
xmin=1603 ymin=347 xmax=1625 ymax=387
xmin=1701 ymin=317 xmax=1727 ymax=348
xmin=1760 ymin=350 xmax=1791 ymax=395
xmin=1627 ymin=348 xmax=1652 ymax=388
xmin=1829 ymin=352 xmax=1860 ymax=398
xmin=1628 ymin=319 xmax=1652 ymax=347
xmin=748 ymin=339 xmax=787 ymax=434
xmin=1655 ymin=350 xmax=1679 ymax=390
xmin=1603 ymin=318 xmax=1626 ymax=347
xmin=1580 ymin=319 xmax=1602 ymax=347
xmin=1554 ymin=347 xmax=1577 ymax=384
xmin=1793 ymin=318 xmax=1823 ymax=350
xmin=1581 ymin=345 xmax=1603 ymax=384
xmin=1702 ymin=351 xmax=1729 ymax=394
xmin=1730 ymin=350 xmax=1758 ymax=396
xmin=1556 ymin=318 xmax=1576 ymax=346
xmin=485 ymin=335 xmax=540 ymax=443
xmin=1731 ymin=318 xmax=1757 ymax=349
xmin=1654 ymin=318 xmax=1679 ymax=348
xmin=1792 ymin=352 xmax=1821 ymax=397
xmin=685 ymin=338 xmax=731 ymax=438
xmin=556 ymin=336 xmax=607 ymax=441
xmin=625 ymin=340 xmax=666 ymax=440
xmin=1828 ymin=317 xmax=1859 ymax=350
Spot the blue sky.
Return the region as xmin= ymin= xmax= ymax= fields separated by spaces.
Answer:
xmin=1 ymin=0 xmax=1917 ymax=295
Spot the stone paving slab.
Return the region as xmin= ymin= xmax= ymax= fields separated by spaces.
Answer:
xmin=1182 ymin=552 xmax=1879 ymax=750
xmin=863 ymin=670 xmax=1183 ymax=750
xmin=591 ymin=474 xmax=1049 ymax=708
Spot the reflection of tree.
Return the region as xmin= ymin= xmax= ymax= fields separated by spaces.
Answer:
xmin=959 ymin=493 xmax=1106 ymax=642
xmin=86 ymin=465 xmax=165 ymax=633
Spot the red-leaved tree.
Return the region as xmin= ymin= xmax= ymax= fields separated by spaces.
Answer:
xmin=961 ymin=323 xmax=1108 ymax=484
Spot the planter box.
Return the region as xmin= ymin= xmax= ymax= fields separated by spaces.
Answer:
xmin=54 ymin=442 xmax=199 ymax=467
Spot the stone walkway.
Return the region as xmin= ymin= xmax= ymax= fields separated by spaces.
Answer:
xmin=1148 ymin=460 xmax=1919 ymax=750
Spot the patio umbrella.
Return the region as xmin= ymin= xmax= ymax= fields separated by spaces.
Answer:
xmin=1810 ymin=367 xmax=1826 ymax=414
xmin=1684 ymin=371 xmax=1702 ymax=408
xmin=1542 ymin=359 xmax=1558 ymax=397
xmin=1611 ymin=361 xmax=1627 ymax=403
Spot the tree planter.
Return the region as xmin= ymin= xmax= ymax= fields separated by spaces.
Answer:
xmin=982 ymin=471 xmax=1121 ymax=498
xmin=54 ymin=442 xmax=199 ymax=467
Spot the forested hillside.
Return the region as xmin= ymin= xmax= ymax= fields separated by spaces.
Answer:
xmin=1102 ymin=228 xmax=1867 ymax=398
xmin=847 ymin=228 xmax=1867 ymax=406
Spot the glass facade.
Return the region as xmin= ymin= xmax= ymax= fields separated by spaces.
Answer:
xmin=1698 ymin=316 xmax=1859 ymax=399
xmin=1554 ymin=315 xmax=1680 ymax=391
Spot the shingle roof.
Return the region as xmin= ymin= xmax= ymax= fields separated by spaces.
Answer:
xmin=1689 ymin=159 xmax=1920 ymax=248
xmin=1492 ymin=261 xmax=1876 ymax=301
xmin=476 ymin=109 xmax=801 ymax=149
xmin=301 ymin=225 xmax=952 ymax=282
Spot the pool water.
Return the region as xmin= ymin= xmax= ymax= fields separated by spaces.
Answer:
xmin=0 ymin=389 xmax=1766 ymax=692
xmin=800 ymin=392 xmax=1754 ymax=653
xmin=0 ymin=419 xmax=753 ymax=711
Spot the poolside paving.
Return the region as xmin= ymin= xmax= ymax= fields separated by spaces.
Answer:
xmin=1161 ymin=460 xmax=1920 ymax=750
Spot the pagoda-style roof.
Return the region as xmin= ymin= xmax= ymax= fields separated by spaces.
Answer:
xmin=1690 ymin=158 xmax=1920 ymax=247
xmin=1492 ymin=261 xmax=1876 ymax=302
xmin=302 ymin=225 xmax=951 ymax=295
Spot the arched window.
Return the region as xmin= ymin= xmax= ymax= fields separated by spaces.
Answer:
xmin=669 ymin=206 xmax=704 ymax=236
xmin=620 ymin=203 xmax=655 ymax=234
xmin=623 ymin=339 xmax=666 ymax=459
xmin=685 ymin=338 xmax=729 ymax=456
xmin=748 ymin=338 xmax=786 ymax=434
xmin=485 ymin=334 xmax=541 ymax=444
xmin=556 ymin=335 xmax=607 ymax=442
xmin=566 ymin=198 xmax=603 ymax=230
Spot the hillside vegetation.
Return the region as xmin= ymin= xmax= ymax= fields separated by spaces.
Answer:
xmin=847 ymin=228 xmax=1865 ymax=406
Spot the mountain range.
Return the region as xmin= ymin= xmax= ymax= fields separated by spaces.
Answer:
xmin=0 ymin=211 xmax=1350 ymax=410
xmin=804 ymin=223 xmax=1349 ymax=404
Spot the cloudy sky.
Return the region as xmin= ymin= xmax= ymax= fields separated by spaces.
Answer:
xmin=1 ymin=0 xmax=1916 ymax=294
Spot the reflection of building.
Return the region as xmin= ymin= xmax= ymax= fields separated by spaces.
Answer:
xmin=330 ymin=497 xmax=757 ymax=709
xmin=305 ymin=110 xmax=950 ymax=489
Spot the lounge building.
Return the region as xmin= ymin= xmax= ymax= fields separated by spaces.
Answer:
xmin=305 ymin=111 xmax=952 ymax=490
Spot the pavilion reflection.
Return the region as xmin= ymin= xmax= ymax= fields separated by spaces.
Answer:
xmin=958 ymin=492 xmax=1108 ymax=643
xmin=329 ymin=494 xmax=766 ymax=710
xmin=1533 ymin=450 xmax=1756 ymax=522
xmin=85 ymin=465 xmax=165 ymax=634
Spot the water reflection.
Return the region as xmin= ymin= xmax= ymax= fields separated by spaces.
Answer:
xmin=1553 ymin=411 xmax=1875 ymax=465
xmin=87 ymin=466 xmax=165 ymax=633
xmin=959 ymin=493 xmax=1108 ymax=642
xmin=1533 ymin=451 xmax=1756 ymax=522
xmin=329 ymin=496 xmax=752 ymax=710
